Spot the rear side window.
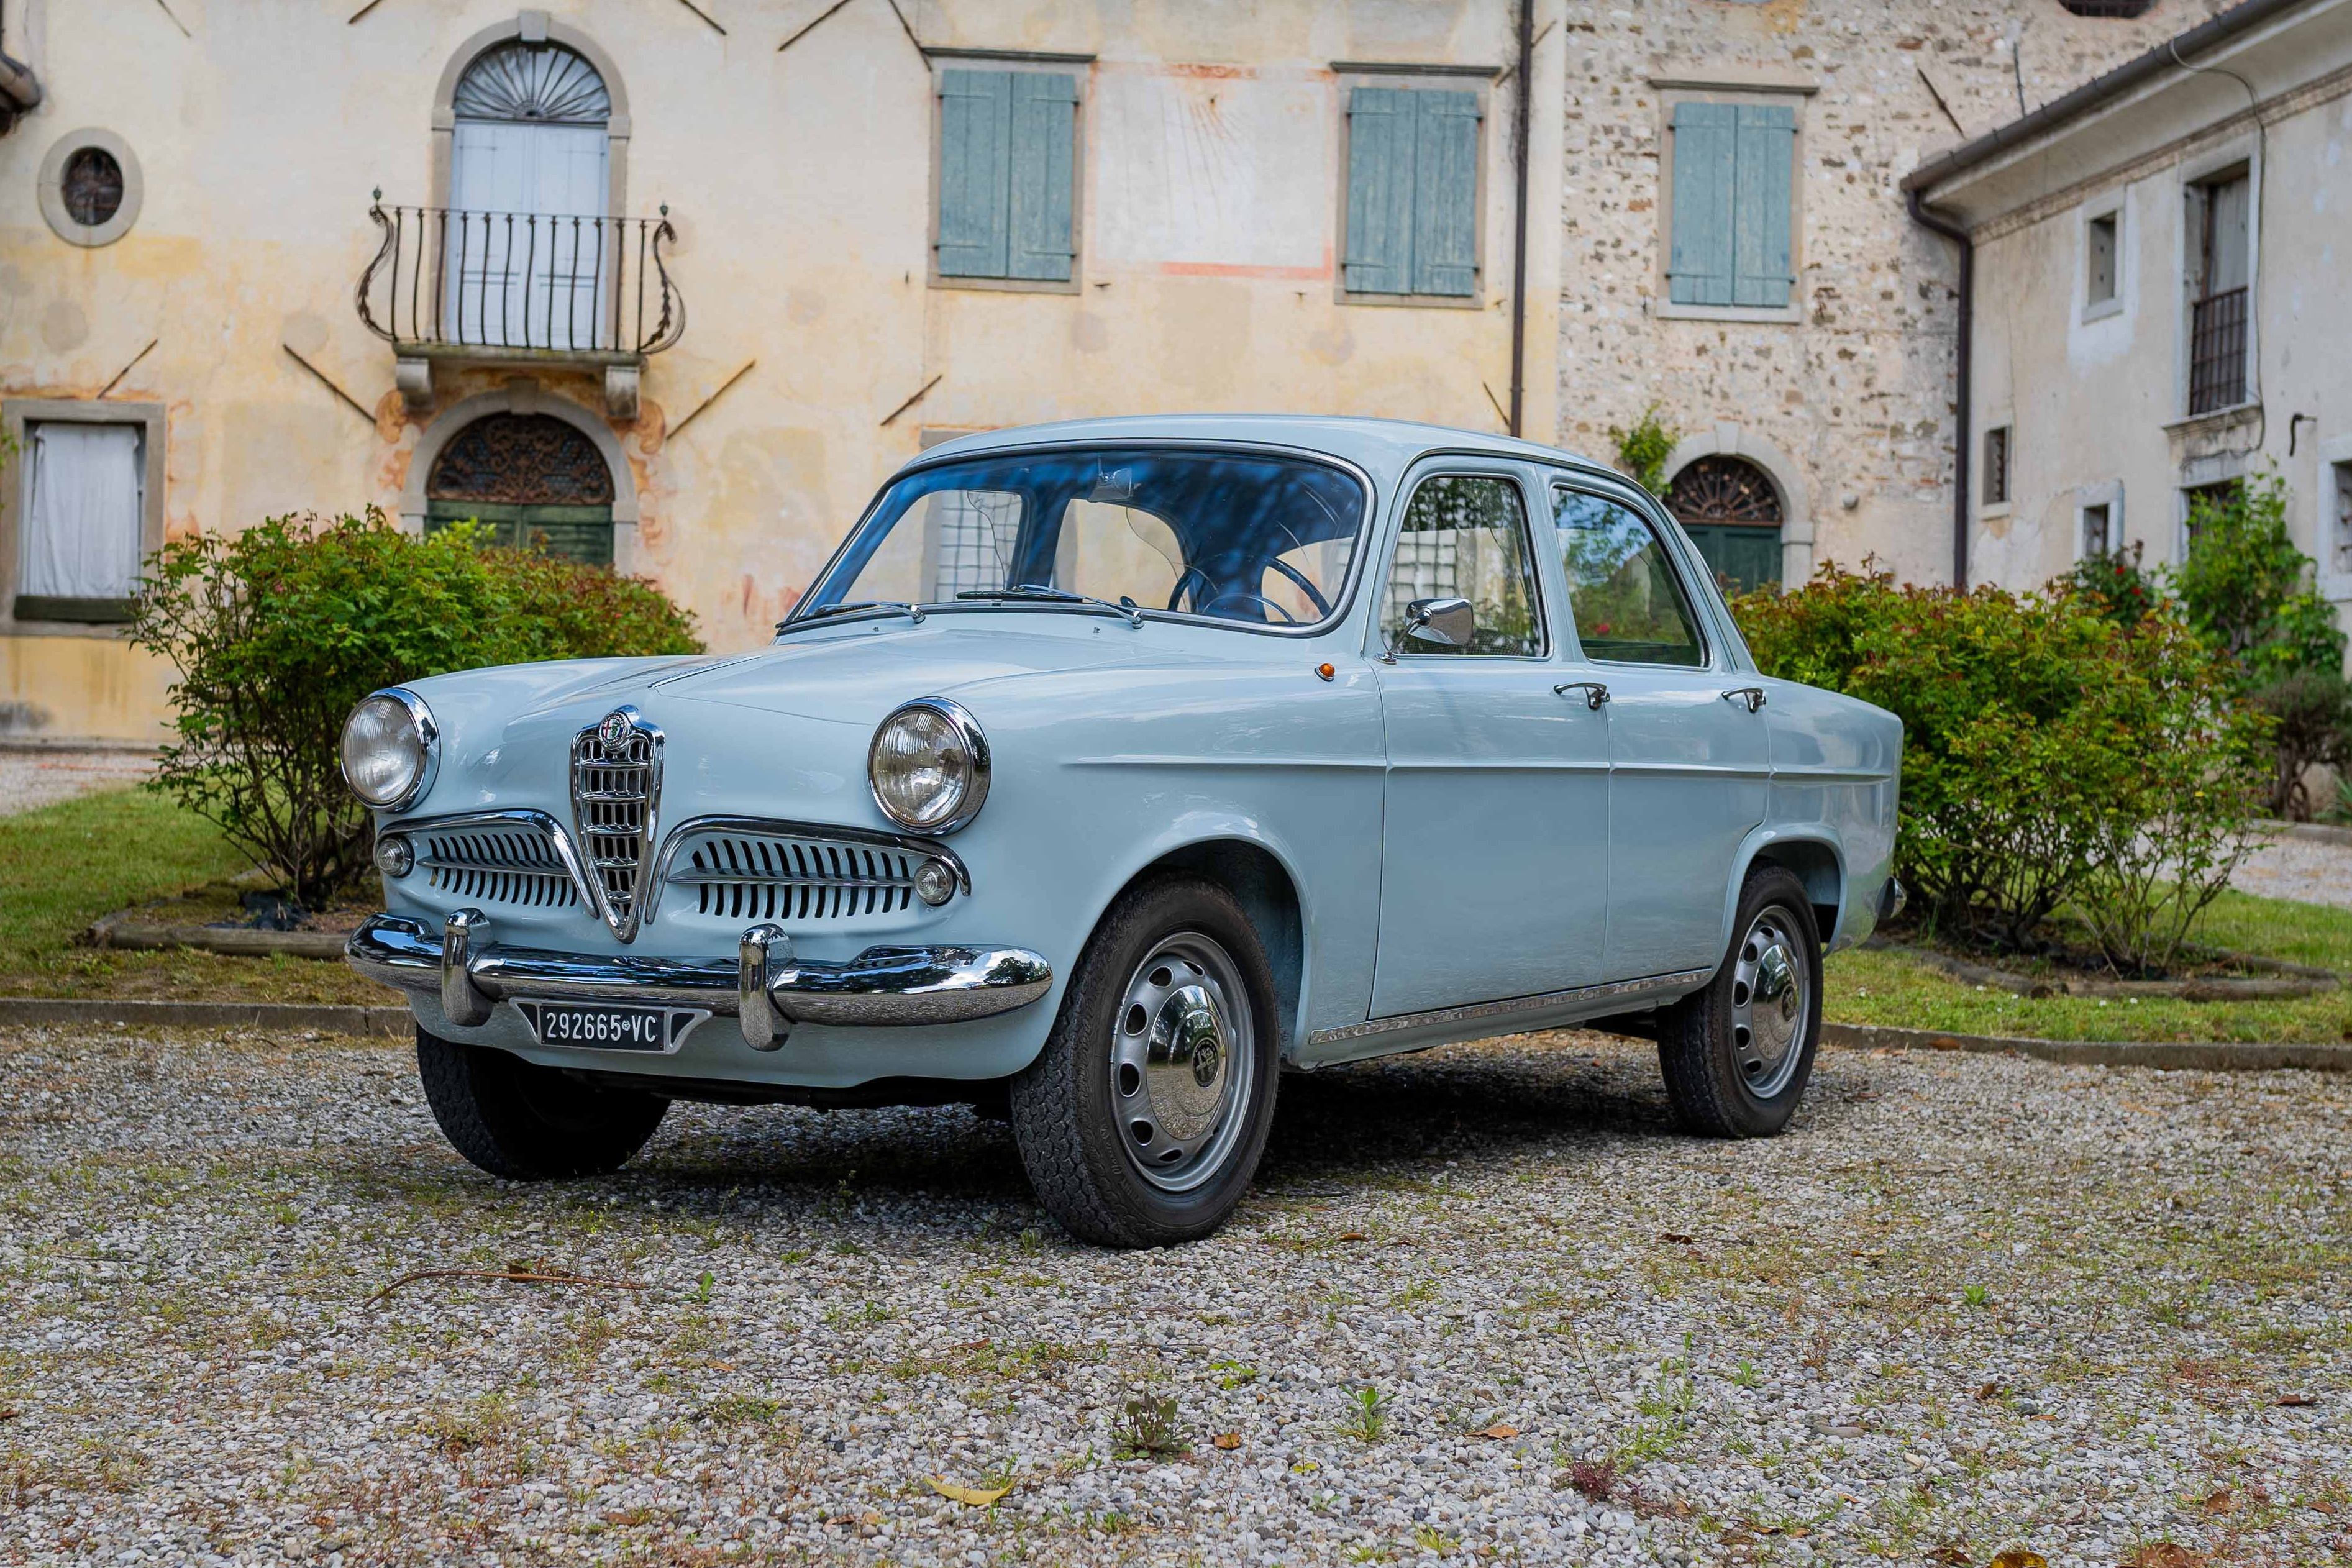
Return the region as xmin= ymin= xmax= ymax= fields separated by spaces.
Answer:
xmin=1551 ymin=488 xmax=1706 ymax=667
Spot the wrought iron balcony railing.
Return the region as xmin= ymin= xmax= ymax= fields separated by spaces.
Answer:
xmin=357 ymin=198 xmax=683 ymax=360
xmin=2187 ymin=285 xmax=2248 ymax=416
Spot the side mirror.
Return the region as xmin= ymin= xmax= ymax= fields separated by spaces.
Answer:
xmin=1403 ymin=596 xmax=1475 ymax=649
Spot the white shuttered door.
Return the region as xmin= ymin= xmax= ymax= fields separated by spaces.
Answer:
xmin=448 ymin=119 xmax=609 ymax=349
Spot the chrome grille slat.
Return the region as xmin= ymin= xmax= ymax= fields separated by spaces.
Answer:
xmin=668 ymin=831 xmax=923 ymax=923
xmin=570 ymin=708 xmax=663 ymax=942
xmin=417 ymin=822 xmax=580 ymax=910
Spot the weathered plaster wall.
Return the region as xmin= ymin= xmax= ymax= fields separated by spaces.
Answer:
xmin=1940 ymin=1 xmax=2352 ymax=642
xmin=1549 ymin=0 xmax=2194 ymax=586
xmin=0 ymin=0 xmax=1560 ymax=738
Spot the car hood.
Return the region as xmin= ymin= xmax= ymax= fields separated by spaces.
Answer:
xmin=640 ymin=618 xmax=1191 ymax=724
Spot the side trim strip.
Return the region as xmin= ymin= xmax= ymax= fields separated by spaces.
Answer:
xmin=1307 ymin=968 xmax=1708 ymax=1047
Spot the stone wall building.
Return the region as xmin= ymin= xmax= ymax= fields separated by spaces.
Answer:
xmin=0 ymin=0 xmax=2235 ymax=742
xmin=1904 ymin=0 xmax=2352 ymax=629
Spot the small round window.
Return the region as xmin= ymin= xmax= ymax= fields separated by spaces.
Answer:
xmin=39 ymin=130 xmax=142 ymax=247
xmin=62 ymin=148 xmax=124 ymax=227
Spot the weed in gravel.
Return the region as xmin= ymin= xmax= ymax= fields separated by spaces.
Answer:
xmin=1615 ymin=1341 xmax=1697 ymax=1468
xmin=1209 ymin=1358 xmax=1259 ymax=1389
xmin=1561 ymin=1457 xmax=1620 ymax=1500
xmin=1113 ymin=1393 xmax=1187 ymax=1460
xmin=426 ymin=1392 xmax=514 ymax=1456
xmin=1339 ymin=1385 xmax=1390 ymax=1444
xmin=1411 ymin=1523 xmax=1459 ymax=1552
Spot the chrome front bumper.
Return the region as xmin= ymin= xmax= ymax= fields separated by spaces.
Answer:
xmin=347 ymin=911 xmax=1054 ymax=1046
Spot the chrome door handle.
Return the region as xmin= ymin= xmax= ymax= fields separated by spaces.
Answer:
xmin=1720 ymin=686 xmax=1767 ymax=713
xmin=1554 ymin=681 xmax=1610 ymax=710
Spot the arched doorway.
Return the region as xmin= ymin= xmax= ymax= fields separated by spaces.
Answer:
xmin=1666 ymin=455 xmax=1784 ymax=595
xmin=424 ymin=413 xmax=616 ymax=566
xmin=447 ymin=40 xmax=612 ymax=349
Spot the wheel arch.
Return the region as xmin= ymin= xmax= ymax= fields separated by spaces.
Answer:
xmin=1722 ymin=826 xmax=1848 ymax=964
xmin=1107 ymin=836 xmax=1308 ymax=1062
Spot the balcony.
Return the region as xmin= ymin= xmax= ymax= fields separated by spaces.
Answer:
xmin=2187 ymin=286 xmax=2248 ymax=417
xmin=358 ymin=198 xmax=683 ymax=418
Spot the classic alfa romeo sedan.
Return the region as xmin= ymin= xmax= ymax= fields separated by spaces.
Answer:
xmin=342 ymin=416 xmax=1902 ymax=1247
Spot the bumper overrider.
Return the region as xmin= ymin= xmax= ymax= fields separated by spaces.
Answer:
xmin=348 ymin=912 xmax=1055 ymax=1050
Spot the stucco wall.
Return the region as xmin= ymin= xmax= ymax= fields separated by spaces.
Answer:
xmin=1948 ymin=1 xmax=2352 ymax=639
xmin=0 ymin=0 xmax=1561 ymax=739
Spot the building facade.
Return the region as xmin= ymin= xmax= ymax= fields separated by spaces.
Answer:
xmin=1904 ymin=0 xmax=2352 ymax=634
xmin=0 ymin=1 xmax=2220 ymax=742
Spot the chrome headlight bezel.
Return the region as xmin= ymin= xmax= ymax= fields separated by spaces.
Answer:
xmin=867 ymin=696 xmax=990 ymax=836
xmin=340 ymin=687 xmax=439 ymax=813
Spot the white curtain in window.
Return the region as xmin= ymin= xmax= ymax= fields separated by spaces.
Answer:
xmin=22 ymin=422 xmax=143 ymax=599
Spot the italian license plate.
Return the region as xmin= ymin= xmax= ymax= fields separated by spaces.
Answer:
xmin=514 ymin=1000 xmax=703 ymax=1052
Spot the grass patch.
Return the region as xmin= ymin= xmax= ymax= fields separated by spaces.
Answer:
xmin=0 ymin=787 xmax=383 ymax=1004
xmin=1827 ymin=887 xmax=2352 ymax=1044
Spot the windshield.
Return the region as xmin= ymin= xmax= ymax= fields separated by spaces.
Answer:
xmin=795 ymin=445 xmax=1367 ymax=631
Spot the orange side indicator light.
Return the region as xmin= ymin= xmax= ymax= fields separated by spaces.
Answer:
xmin=1315 ymin=663 xmax=1337 ymax=682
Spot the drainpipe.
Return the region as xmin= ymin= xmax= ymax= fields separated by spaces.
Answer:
xmin=0 ymin=46 xmax=40 ymax=131
xmin=1906 ymin=188 xmax=1972 ymax=590
xmin=1505 ymin=0 xmax=1533 ymax=439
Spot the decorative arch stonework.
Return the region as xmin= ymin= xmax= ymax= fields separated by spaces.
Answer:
xmin=429 ymin=11 xmax=633 ymax=221
xmin=1659 ymin=424 xmax=1815 ymax=588
xmin=400 ymin=381 xmax=640 ymax=570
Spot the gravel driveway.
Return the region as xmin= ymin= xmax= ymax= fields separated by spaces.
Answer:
xmin=2231 ymin=830 xmax=2352 ymax=912
xmin=2 ymin=1024 xmax=2345 ymax=1567
xmin=0 ymin=747 xmax=157 ymax=818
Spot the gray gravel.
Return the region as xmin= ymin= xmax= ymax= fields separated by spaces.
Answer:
xmin=2 ymin=1023 xmax=2345 ymax=1567
xmin=0 ymin=747 xmax=157 ymax=818
xmin=2232 ymin=830 xmax=2352 ymax=912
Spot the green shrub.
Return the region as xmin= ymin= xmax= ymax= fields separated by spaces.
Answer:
xmin=129 ymin=508 xmax=703 ymax=905
xmin=2172 ymin=470 xmax=2345 ymax=681
xmin=2059 ymin=540 xmax=2163 ymax=628
xmin=1734 ymin=567 xmax=2265 ymax=969
xmin=2249 ymin=668 xmax=2352 ymax=821
xmin=1608 ymin=404 xmax=1680 ymax=498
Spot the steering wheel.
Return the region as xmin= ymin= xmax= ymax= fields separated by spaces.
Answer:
xmin=1167 ymin=560 xmax=1333 ymax=623
xmin=1201 ymin=590 xmax=1298 ymax=624
xmin=1166 ymin=566 xmax=1213 ymax=614
xmin=1264 ymin=556 xmax=1333 ymax=619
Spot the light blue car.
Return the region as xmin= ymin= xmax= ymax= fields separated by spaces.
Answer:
xmin=342 ymin=416 xmax=1903 ymax=1246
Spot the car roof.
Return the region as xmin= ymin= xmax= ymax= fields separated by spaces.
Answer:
xmin=908 ymin=414 xmax=1627 ymax=495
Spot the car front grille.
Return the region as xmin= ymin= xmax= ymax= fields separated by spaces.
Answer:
xmin=415 ymin=821 xmax=580 ymax=909
xmin=571 ymin=709 xmax=662 ymax=941
xmin=664 ymin=829 xmax=930 ymax=923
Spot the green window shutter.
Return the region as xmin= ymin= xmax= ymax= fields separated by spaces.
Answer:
xmin=1007 ymin=72 xmax=1078 ymax=281
xmin=1731 ymin=104 xmax=1795 ymax=308
xmin=1667 ymin=101 xmax=1736 ymax=306
xmin=1344 ymin=87 xmax=1416 ymax=294
xmin=1410 ymin=89 xmax=1480 ymax=296
xmin=937 ymin=69 xmax=1013 ymax=278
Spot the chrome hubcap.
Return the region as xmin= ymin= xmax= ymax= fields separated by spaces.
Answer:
xmin=1110 ymin=932 xmax=1254 ymax=1192
xmin=1730 ymin=904 xmax=1808 ymax=1098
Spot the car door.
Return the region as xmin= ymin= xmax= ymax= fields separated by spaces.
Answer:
xmin=1369 ymin=467 xmax=1611 ymax=1017
xmin=1547 ymin=482 xmax=1768 ymax=978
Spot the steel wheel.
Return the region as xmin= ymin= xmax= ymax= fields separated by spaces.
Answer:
xmin=1106 ymin=931 xmax=1256 ymax=1192
xmin=1730 ymin=904 xmax=1808 ymax=1099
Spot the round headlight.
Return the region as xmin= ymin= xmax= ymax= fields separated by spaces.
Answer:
xmin=340 ymin=689 xmax=437 ymax=811
xmin=868 ymin=698 xmax=990 ymax=834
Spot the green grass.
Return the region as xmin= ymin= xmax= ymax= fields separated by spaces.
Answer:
xmin=0 ymin=786 xmax=382 ymax=1004
xmin=1827 ymin=888 xmax=2352 ymax=1044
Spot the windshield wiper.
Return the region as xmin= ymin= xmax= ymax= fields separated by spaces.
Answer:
xmin=955 ymin=583 xmax=1144 ymax=628
xmin=780 ymin=599 xmax=928 ymax=632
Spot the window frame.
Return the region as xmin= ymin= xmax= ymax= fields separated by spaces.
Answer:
xmin=2175 ymin=139 xmax=2261 ymax=421
xmin=1374 ymin=468 xmax=1549 ymax=661
xmin=2082 ymin=196 xmax=2123 ymax=322
xmin=2318 ymin=435 xmax=2352 ymax=597
xmin=37 ymin=128 xmax=144 ymax=248
xmin=1 ymin=399 xmax=168 ymax=637
xmin=1546 ymin=480 xmax=1714 ymax=671
xmin=1332 ymin=64 xmax=1497 ymax=311
xmin=2074 ymin=479 xmax=2125 ymax=565
xmin=1650 ymin=80 xmax=1813 ymax=325
xmin=1981 ymin=422 xmax=2013 ymax=514
xmin=926 ymin=50 xmax=1093 ymax=296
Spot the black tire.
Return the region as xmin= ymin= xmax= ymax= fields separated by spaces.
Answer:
xmin=1009 ymin=877 xmax=1281 ymax=1247
xmin=1656 ymin=866 xmax=1823 ymax=1138
xmin=415 ymin=1026 xmax=670 ymax=1179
